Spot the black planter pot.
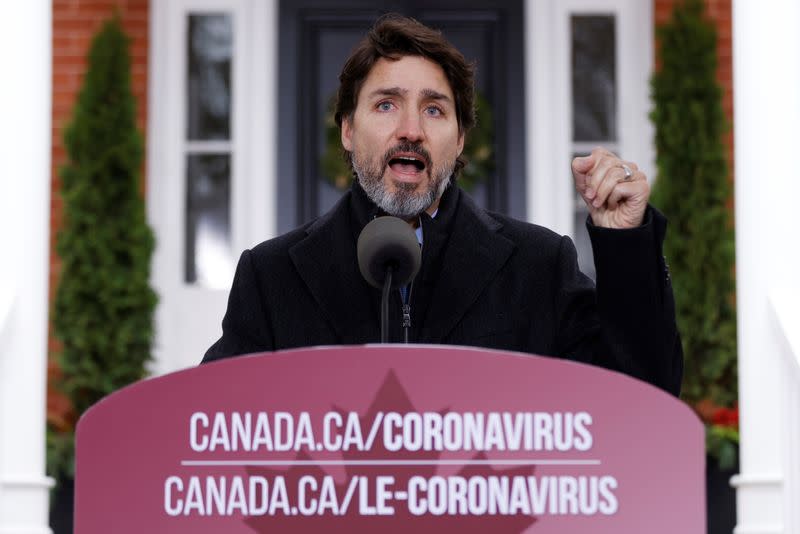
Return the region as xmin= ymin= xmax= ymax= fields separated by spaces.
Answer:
xmin=49 ymin=476 xmax=74 ymax=534
xmin=706 ymin=454 xmax=738 ymax=534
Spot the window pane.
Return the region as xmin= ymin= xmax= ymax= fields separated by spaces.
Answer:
xmin=187 ymin=14 xmax=232 ymax=140
xmin=571 ymin=15 xmax=616 ymax=142
xmin=186 ymin=154 xmax=234 ymax=288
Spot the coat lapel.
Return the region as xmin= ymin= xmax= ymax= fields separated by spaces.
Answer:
xmin=421 ymin=193 xmax=515 ymax=342
xmin=288 ymin=195 xmax=378 ymax=343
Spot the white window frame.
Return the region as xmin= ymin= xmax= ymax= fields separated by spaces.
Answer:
xmin=525 ymin=0 xmax=654 ymax=238
xmin=147 ymin=0 xmax=277 ymax=373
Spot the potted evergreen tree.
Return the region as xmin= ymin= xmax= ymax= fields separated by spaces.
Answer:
xmin=650 ymin=1 xmax=737 ymax=532
xmin=49 ymin=13 xmax=157 ymax=532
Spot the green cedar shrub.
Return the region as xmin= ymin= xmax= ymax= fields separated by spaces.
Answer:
xmin=650 ymin=0 xmax=737 ymax=464
xmin=50 ymin=14 xmax=157 ymax=479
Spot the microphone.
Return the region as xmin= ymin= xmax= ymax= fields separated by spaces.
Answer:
xmin=357 ymin=216 xmax=421 ymax=343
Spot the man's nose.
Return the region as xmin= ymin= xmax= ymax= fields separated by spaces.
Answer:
xmin=396 ymin=109 xmax=424 ymax=143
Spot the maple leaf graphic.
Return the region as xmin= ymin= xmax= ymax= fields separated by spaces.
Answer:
xmin=244 ymin=370 xmax=538 ymax=533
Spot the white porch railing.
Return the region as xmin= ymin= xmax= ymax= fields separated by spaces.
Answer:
xmin=730 ymin=292 xmax=800 ymax=534
xmin=772 ymin=293 xmax=800 ymax=533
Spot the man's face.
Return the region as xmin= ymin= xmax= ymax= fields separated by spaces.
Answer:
xmin=341 ymin=55 xmax=465 ymax=219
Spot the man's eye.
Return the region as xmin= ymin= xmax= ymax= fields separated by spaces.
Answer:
xmin=377 ymin=101 xmax=394 ymax=112
xmin=425 ymin=106 xmax=443 ymax=117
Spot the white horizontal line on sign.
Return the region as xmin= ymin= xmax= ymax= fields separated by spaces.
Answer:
xmin=180 ymin=459 xmax=602 ymax=467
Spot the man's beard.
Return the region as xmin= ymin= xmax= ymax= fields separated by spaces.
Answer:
xmin=352 ymin=142 xmax=455 ymax=219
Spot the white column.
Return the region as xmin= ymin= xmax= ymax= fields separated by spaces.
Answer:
xmin=0 ymin=1 xmax=55 ymax=533
xmin=732 ymin=0 xmax=800 ymax=532
xmin=525 ymin=0 xmax=561 ymax=229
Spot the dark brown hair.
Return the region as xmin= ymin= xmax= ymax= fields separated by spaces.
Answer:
xmin=334 ymin=14 xmax=476 ymax=173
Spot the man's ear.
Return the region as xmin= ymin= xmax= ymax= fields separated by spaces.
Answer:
xmin=456 ymin=131 xmax=465 ymax=157
xmin=341 ymin=117 xmax=353 ymax=152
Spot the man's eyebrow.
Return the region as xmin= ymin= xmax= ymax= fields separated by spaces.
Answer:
xmin=367 ymin=87 xmax=407 ymax=99
xmin=420 ymin=88 xmax=452 ymax=102
xmin=366 ymin=87 xmax=453 ymax=103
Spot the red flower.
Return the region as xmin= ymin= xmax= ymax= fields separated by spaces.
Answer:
xmin=711 ymin=406 xmax=739 ymax=428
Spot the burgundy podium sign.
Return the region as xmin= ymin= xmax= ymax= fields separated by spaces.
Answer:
xmin=75 ymin=345 xmax=704 ymax=533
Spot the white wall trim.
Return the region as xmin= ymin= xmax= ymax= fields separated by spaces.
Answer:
xmin=0 ymin=528 xmax=54 ymax=534
xmin=242 ymin=0 xmax=277 ymax=249
xmin=147 ymin=0 xmax=174 ymax=374
xmin=526 ymin=0 xmax=560 ymax=229
xmin=731 ymin=474 xmax=784 ymax=487
xmin=0 ymin=476 xmax=56 ymax=490
xmin=733 ymin=526 xmax=783 ymax=534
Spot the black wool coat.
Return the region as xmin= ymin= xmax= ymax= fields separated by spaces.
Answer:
xmin=204 ymin=184 xmax=683 ymax=396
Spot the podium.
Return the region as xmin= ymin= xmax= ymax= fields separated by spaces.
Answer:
xmin=75 ymin=345 xmax=704 ymax=532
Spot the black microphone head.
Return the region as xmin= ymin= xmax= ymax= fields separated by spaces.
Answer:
xmin=357 ymin=216 xmax=422 ymax=289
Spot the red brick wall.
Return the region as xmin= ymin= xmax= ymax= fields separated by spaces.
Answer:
xmin=49 ymin=0 xmax=149 ymax=431
xmin=654 ymin=0 xmax=734 ymax=195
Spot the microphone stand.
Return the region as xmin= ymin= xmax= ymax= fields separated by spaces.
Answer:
xmin=356 ymin=215 xmax=419 ymax=344
xmin=381 ymin=266 xmax=393 ymax=343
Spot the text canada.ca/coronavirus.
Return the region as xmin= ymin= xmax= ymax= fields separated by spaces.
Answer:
xmin=189 ymin=411 xmax=594 ymax=453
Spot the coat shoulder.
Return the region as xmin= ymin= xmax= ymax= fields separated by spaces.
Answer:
xmin=249 ymin=224 xmax=310 ymax=263
xmin=455 ymin=189 xmax=565 ymax=252
xmin=248 ymin=191 xmax=351 ymax=265
xmin=482 ymin=209 xmax=566 ymax=256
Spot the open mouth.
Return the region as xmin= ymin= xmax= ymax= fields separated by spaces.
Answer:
xmin=388 ymin=154 xmax=427 ymax=176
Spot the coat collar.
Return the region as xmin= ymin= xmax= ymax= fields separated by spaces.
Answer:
xmin=287 ymin=191 xmax=377 ymax=344
xmin=288 ymin=183 xmax=515 ymax=343
xmin=420 ymin=191 xmax=515 ymax=342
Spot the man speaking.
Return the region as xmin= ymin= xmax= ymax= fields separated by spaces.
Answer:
xmin=203 ymin=14 xmax=682 ymax=396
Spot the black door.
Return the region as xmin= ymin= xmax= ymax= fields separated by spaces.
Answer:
xmin=277 ymin=0 xmax=526 ymax=232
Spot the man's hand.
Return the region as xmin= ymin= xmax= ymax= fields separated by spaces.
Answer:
xmin=572 ymin=147 xmax=650 ymax=229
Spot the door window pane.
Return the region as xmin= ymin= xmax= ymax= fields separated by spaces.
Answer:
xmin=571 ymin=16 xmax=616 ymax=142
xmin=186 ymin=154 xmax=234 ymax=288
xmin=187 ymin=14 xmax=232 ymax=140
